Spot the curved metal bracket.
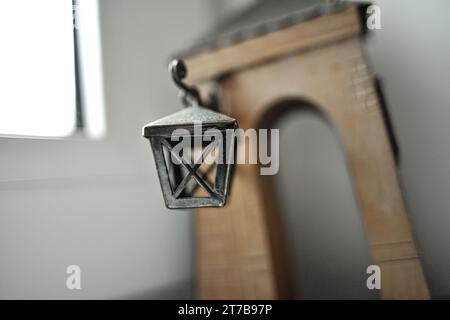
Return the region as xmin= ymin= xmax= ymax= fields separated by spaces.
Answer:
xmin=169 ymin=59 xmax=202 ymax=107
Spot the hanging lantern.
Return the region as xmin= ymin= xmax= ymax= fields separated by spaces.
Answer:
xmin=143 ymin=60 xmax=238 ymax=209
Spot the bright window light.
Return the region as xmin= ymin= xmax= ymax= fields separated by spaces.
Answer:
xmin=0 ymin=0 xmax=76 ymax=137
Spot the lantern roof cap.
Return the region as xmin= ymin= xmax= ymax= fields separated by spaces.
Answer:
xmin=143 ymin=106 xmax=237 ymax=137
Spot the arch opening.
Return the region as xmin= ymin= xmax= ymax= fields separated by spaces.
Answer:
xmin=258 ymin=98 xmax=378 ymax=299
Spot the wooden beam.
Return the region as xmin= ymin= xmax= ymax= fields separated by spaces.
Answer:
xmin=183 ymin=6 xmax=362 ymax=83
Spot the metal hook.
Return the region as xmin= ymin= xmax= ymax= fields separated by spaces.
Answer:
xmin=169 ymin=59 xmax=202 ymax=107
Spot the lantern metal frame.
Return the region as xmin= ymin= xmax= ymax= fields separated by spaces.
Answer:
xmin=142 ymin=60 xmax=238 ymax=209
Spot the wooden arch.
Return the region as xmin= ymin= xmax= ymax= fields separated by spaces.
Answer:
xmin=183 ymin=5 xmax=429 ymax=299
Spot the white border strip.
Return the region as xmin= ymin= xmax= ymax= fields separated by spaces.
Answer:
xmin=77 ymin=0 xmax=106 ymax=139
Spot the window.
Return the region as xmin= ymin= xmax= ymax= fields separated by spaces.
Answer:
xmin=0 ymin=0 xmax=105 ymax=138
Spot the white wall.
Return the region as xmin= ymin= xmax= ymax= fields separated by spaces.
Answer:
xmin=0 ymin=0 xmax=212 ymax=299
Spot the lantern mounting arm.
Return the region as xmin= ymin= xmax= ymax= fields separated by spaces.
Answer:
xmin=169 ymin=59 xmax=203 ymax=107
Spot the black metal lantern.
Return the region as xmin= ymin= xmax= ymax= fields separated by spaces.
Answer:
xmin=143 ymin=60 xmax=238 ymax=209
